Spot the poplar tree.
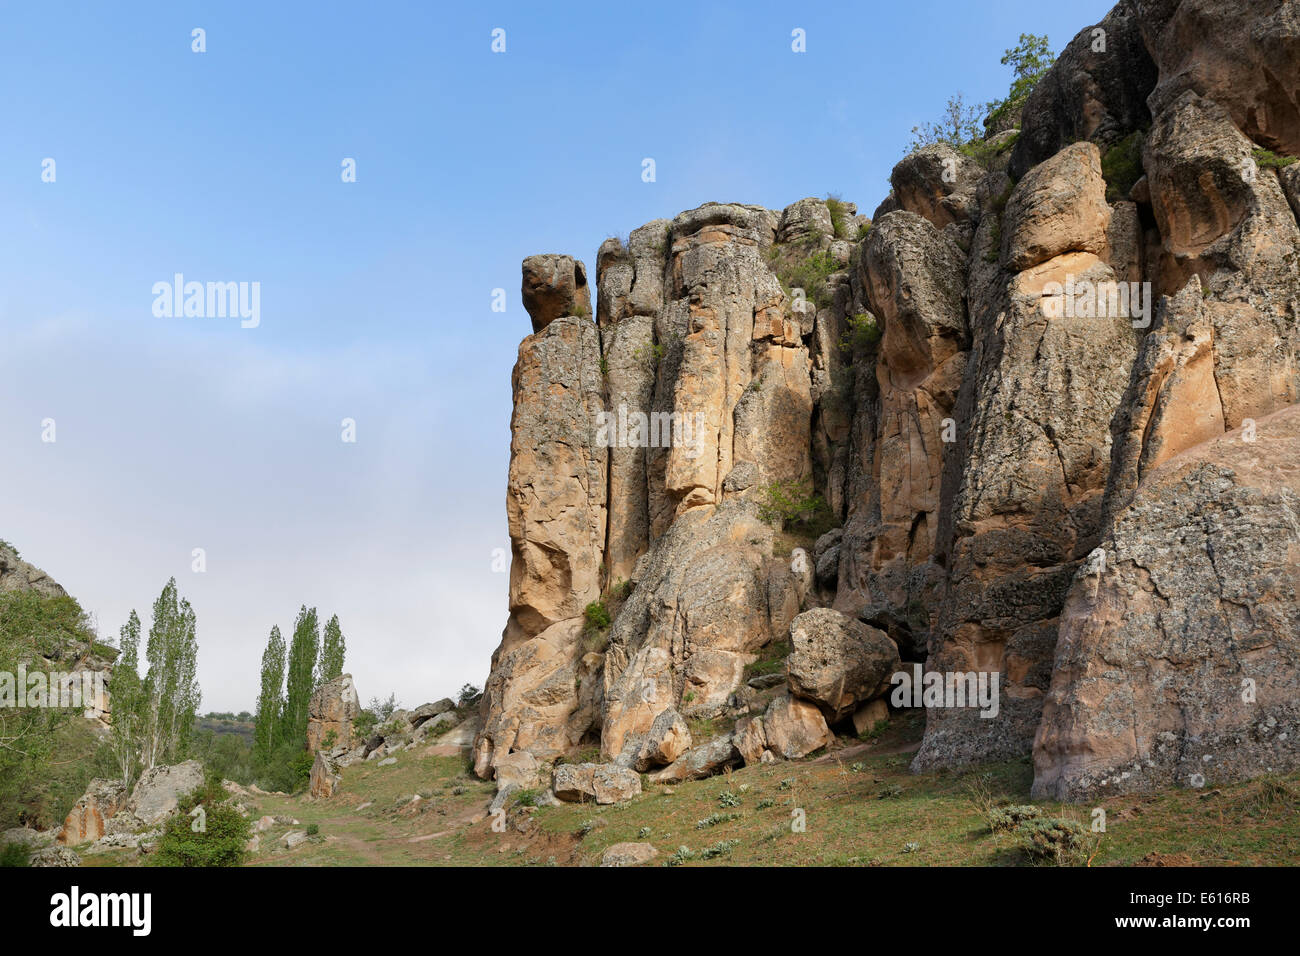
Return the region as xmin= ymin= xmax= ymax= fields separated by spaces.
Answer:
xmin=108 ymin=610 xmax=143 ymax=786
xmin=280 ymin=605 xmax=319 ymax=747
xmin=253 ymin=624 xmax=286 ymax=764
xmin=318 ymin=614 xmax=346 ymax=684
xmin=140 ymin=578 xmax=201 ymax=770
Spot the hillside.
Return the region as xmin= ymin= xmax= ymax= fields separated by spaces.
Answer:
xmin=82 ymin=713 xmax=1300 ymax=867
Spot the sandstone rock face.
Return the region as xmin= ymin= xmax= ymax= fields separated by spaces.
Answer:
xmin=477 ymin=0 xmax=1300 ymax=798
xmin=786 ymin=608 xmax=899 ymax=721
xmin=836 ymin=212 xmax=968 ymax=620
xmin=475 ymin=311 xmax=607 ymax=777
xmin=1135 ymin=0 xmax=1300 ymax=158
xmin=521 ymin=254 xmax=590 ymax=333
xmin=1010 ymin=0 xmax=1158 ymax=178
xmin=890 ymin=144 xmax=981 ymax=229
xmin=918 ymin=146 xmax=1140 ymax=769
xmin=306 ymin=673 xmax=361 ymax=753
xmin=1002 ymin=143 xmax=1112 ymax=270
xmin=1034 ymin=406 xmax=1300 ymax=800
xmin=58 ymin=779 xmax=127 ymax=845
xmin=601 ymin=503 xmax=775 ymax=761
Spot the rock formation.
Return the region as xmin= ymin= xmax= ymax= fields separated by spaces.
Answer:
xmin=306 ymin=673 xmax=361 ymax=753
xmin=476 ymin=0 xmax=1300 ymax=804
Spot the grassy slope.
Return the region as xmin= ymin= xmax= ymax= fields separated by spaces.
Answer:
xmin=84 ymin=711 xmax=1300 ymax=867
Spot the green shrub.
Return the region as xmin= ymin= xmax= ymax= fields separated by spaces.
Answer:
xmin=305 ymin=823 xmax=320 ymax=836
xmin=988 ymin=804 xmax=1042 ymax=833
xmin=1016 ymin=816 xmax=1089 ymax=865
xmin=1253 ymin=147 xmax=1298 ymax=170
xmin=353 ymin=709 xmax=378 ymax=740
xmin=757 ymin=480 xmax=831 ymax=532
xmin=153 ymin=776 xmax=251 ymax=867
xmin=0 ymin=841 xmax=31 ymax=867
xmin=825 ymin=194 xmax=848 ymax=239
xmin=1102 ymin=131 xmax=1145 ymax=201
xmin=584 ymin=601 xmax=611 ymax=631
xmin=781 ymin=248 xmax=840 ymax=313
xmin=840 ymin=312 xmax=882 ymax=357
xmin=700 ymin=838 xmax=740 ymax=860
xmin=695 ymin=811 xmax=741 ymax=829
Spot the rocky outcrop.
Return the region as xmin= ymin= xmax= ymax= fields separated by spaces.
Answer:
xmin=835 ymin=211 xmax=969 ymax=620
xmin=306 ymin=673 xmax=360 ymax=753
xmin=1010 ymin=0 xmax=1158 ymax=177
xmin=0 ymin=541 xmax=115 ymax=723
xmin=0 ymin=542 xmax=68 ymax=598
xmin=1135 ymin=0 xmax=1300 ymax=159
xmin=521 ymin=254 xmax=591 ymax=333
xmin=57 ymin=779 xmax=127 ymax=845
xmin=917 ymin=137 xmax=1142 ymax=770
xmin=1034 ymin=405 xmax=1300 ymax=800
xmin=475 ymin=0 xmax=1300 ymax=799
xmin=475 ymin=308 xmax=608 ymax=777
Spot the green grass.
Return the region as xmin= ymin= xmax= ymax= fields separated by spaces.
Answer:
xmin=80 ymin=714 xmax=1300 ymax=868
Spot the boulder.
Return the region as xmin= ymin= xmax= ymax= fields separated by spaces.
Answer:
xmin=889 ymin=144 xmax=981 ymax=229
xmin=762 ymin=696 xmax=833 ymax=759
xmin=57 ymin=778 xmax=127 ymax=846
xmin=494 ymin=751 xmax=540 ymax=792
xmin=733 ymin=715 xmax=769 ymax=765
xmin=786 ymin=608 xmax=900 ymax=721
xmin=601 ymin=842 xmax=659 ymax=867
xmin=631 ymin=709 xmax=691 ymax=771
xmin=408 ymin=699 xmax=456 ymax=727
xmin=282 ymin=830 xmax=309 ymax=850
xmin=551 ymin=763 xmax=642 ymax=805
xmin=647 ymin=735 xmax=740 ymax=784
xmin=124 ymin=761 xmax=204 ymax=827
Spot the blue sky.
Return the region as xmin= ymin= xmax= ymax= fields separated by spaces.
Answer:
xmin=0 ymin=0 xmax=1114 ymax=712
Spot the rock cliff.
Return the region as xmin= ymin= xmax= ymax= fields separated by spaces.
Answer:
xmin=477 ymin=0 xmax=1300 ymax=802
